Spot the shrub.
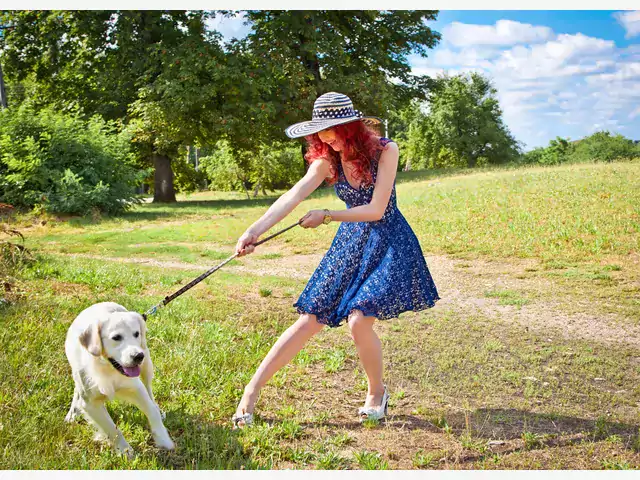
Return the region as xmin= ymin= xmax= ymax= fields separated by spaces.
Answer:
xmin=519 ymin=131 xmax=639 ymax=166
xmin=519 ymin=147 xmax=545 ymax=165
xmin=172 ymin=148 xmax=208 ymax=194
xmin=254 ymin=141 xmax=305 ymax=192
xmin=200 ymin=140 xmax=305 ymax=195
xmin=539 ymin=137 xmax=572 ymax=165
xmin=568 ymin=131 xmax=638 ymax=163
xmin=0 ymin=105 xmax=144 ymax=215
xmin=199 ymin=140 xmax=246 ymax=192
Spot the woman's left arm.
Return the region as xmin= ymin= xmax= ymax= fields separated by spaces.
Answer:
xmin=300 ymin=142 xmax=400 ymax=228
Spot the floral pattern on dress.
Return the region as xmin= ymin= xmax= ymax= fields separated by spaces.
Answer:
xmin=294 ymin=138 xmax=440 ymax=327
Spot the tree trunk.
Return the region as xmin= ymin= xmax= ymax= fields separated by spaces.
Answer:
xmin=0 ymin=62 xmax=7 ymax=109
xmin=153 ymin=153 xmax=177 ymax=203
xmin=238 ymin=175 xmax=250 ymax=200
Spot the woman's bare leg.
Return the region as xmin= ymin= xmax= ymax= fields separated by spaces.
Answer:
xmin=347 ymin=310 xmax=385 ymax=407
xmin=235 ymin=313 xmax=324 ymax=419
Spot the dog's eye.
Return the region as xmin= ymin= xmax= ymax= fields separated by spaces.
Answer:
xmin=133 ymin=332 xmax=140 ymax=338
xmin=112 ymin=334 xmax=123 ymax=341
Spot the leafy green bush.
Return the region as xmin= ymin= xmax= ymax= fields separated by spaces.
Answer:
xmin=254 ymin=141 xmax=305 ymax=192
xmin=519 ymin=147 xmax=545 ymax=165
xmin=568 ymin=131 xmax=638 ymax=163
xmin=199 ymin=140 xmax=246 ymax=192
xmin=0 ymin=105 xmax=144 ymax=215
xmin=540 ymin=137 xmax=572 ymax=165
xmin=172 ymin=148 xmax=208 ymax=194
xmin=520 ymin=131 xmax=639 ymax=166
xmin=200 ymin=140 xmax=304 ymax=195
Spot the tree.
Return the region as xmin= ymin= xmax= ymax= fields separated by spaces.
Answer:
xmin=402 ymin=72 xmax=520 ymax=169
xmin=569 ymin=131 xmax=638 ymax=163
xmin=199 ymin=10 xmax=441 ymax=192
xmin=519 ymin=131 xmax=640 ymax=165
xmin=0 ymin=10 xmax=443 ymax=202
xmin=540 ymin=137 xmax=571 ymax=165
xmin=0 ymin=11 xmax=253 ymax=203
xmin=221 ymin=10 xmax=441 ymax=145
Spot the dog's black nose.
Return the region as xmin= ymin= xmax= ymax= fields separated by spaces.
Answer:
xmin=132 ymin=352 xmax=145 ymax=364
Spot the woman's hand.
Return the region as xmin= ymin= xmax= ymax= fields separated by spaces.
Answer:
xmin=300 ymin=210 xmax=327 ymax=229
xmin=235 ymin=230 xmax=259 ymax=257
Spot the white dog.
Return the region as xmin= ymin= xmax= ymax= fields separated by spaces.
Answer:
xmin=65 ymin=302 xmax=175 ymax=456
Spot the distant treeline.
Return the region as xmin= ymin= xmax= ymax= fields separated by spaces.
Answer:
xmin=519 ymin=132 xmax=640 ymax=166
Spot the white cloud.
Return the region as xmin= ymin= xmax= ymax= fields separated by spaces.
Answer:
xmin=614 ymin=10 xmax=640 ymax=38
xmin=205 ymin=12 xmax=251 ymax=42
xmin=499 ymin=90 xmax=547 ymax=106
xmin=410 ymin=65 xmax=447 ymax=77
xmin=557 ymin=91 xmax=578 ymax=99
xmin=432 ymin=48 xmax=499 ymax=68
xmin=411 ymin=20 xmax=640 ymax=148
xmin=442 ymin=20 xmax=554 ymax=47
xmin=494 ymin=34 xmax=615 ymax=80
xmin=586 ymin=62 xmax=640 ymax=84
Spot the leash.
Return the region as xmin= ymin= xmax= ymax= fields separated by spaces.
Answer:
xmin=142 ymin=220 xmax=302 ymax=320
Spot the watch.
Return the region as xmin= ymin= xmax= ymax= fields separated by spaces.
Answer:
xmin=322 ymin=209 xmax=332 ymax=225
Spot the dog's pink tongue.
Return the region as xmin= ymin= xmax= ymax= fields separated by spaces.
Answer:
xmin=123 ymin=365 xmax=141 ymax=377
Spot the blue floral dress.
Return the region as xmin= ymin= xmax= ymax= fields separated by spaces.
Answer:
xmin=294 ymin=137 xmax=440 ymax=327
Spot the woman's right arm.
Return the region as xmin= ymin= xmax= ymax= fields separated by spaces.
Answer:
xmin=235 ymin=158 xmax=332 ymax=256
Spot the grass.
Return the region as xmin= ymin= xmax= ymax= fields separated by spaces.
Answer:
xmin=484 ymin=289 xmax=530 ymax=308
xmin=353 ymin=450 xmax=389 ymax=470
xmin=1 ymin=159 xmax=640 ymax=469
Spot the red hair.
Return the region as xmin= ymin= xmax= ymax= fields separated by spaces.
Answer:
xmin=304 ymin=121 xmax=381 ymax=186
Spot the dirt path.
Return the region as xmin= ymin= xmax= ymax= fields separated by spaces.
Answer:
xmin=63 ymin=251 xmax=640 ymax=347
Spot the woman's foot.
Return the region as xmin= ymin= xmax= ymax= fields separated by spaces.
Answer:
xmin=358 ymin=385 xmax=389 ymax=422
xmin=232 ymin=410 xmax=253 ymax=430
xmin=232 ymin=388 xmax=258 ymax=430
xmin=363 ymin=387 xmax=385 ymax=409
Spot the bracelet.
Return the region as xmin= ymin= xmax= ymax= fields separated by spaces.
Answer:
xmin=322 ymin=209 xmax=332 ymax=225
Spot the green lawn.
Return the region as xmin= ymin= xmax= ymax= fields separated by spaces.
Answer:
xmin=1 ymin=160 xmax=639 ymax=469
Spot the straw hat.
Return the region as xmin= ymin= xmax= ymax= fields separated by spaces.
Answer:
xmin=285 ymin=92 xmax=382 ymax=139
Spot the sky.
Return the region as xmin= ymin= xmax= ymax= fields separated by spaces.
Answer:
xmin=207 ymin=11 xmax=640 ymax=150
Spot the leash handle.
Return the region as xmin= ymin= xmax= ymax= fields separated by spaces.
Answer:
xmin=143 ymin=219 xmax=302 ymax=320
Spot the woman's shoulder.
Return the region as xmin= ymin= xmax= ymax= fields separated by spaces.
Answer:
xmin=376 ymin=137 xmax=398 ymax=155
xmin=372 ymin=137 xmax=398 ymax=167
xmin=377 ymin=137 xmax=397 ymax=149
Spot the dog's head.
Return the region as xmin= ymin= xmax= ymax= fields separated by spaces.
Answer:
xmin=79 ymin=310 xmax=147 ymax=378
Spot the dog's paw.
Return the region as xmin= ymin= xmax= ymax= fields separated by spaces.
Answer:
xmin=153 ymin=433 xmax=175 ymax=451
xmin=115 ymin=441 xmax=135 ymax=459
xmin=64 ymin=411 xmax=77 ymax=423
xmin=121 ymin=446 xmax=135 ymax=460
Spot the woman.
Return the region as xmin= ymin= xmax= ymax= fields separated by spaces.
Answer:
xmin=232 ymin=92 xmax=440 ymax=428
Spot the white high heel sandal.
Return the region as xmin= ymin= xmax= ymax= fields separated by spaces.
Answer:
xmin=358 ymin=385 xmax=389 ymax=423
xmin=231 ymin=410 xmax=254 ymax=430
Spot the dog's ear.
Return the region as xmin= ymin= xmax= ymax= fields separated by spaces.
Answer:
xmin=136 ymin=314 xmax=148 ymax=350
xmin=79 ymin=320 xmax=103 ymax=357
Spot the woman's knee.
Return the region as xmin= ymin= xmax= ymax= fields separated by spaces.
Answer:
xmin=347 ymin=310 xmax=373 ymax=338
xmin=296 ymin=313 xmax=324 ymax=334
